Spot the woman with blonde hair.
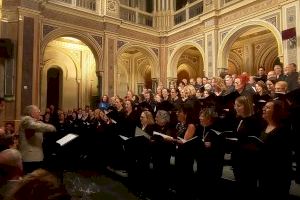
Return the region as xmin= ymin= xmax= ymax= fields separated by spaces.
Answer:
xmin=125 ymin=110 xmax=155 ymax=194
xmin=140 ymin=111 xmax=155 ymax=135
xmin=232 ymin=96 xmax=263 ymax=199
xmin=212 ymin=77 xmax=226 ymax=96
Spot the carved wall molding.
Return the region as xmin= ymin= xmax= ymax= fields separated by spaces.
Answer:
xmin=117 ymin=40 xmax=127 ymax=50
xmin=92 ymin=35 xmax=103 ymax=48
xmin=43 ymin=24 xmax=58 ymax=38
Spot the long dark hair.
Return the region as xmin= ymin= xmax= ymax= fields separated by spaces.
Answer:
xmin=270 ymin=100 xmax=288 ymax=126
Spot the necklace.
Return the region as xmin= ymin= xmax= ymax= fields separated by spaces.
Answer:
xmin=202 ymin=127 xmax=209 ymax=142
xmin=237 ymin=119 xmax=243 ymax=132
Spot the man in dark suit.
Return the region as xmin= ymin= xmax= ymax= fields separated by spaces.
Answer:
xmin=274 ymin=64 xmax=286 ymax=81
xmin=285 ymin=63 xmax=299 ymax=92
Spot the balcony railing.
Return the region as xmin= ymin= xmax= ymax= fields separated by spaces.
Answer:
xmin=76 ymin=0 xmax=96 ymax=11
xmin=220 ymin=0 xmax=240 ymax=7
xmin=120 ymin=7 xmax=136 ymax=23
xmin=174 ymin=10 xmax=186 ymax=25
xmin=46 ymin=0 xmax=206 ymax=28
xmin=120 ymin=5 xmax=153 ymax=27
xmin=55 ymin=0 xmax=72 ymax=3
xmin=138 ymin=13 xmax=153 ymax=27
xmin=50 ymin=0 xmax=96 ymax=12
xmin=174 ymin=0 xmax=203 ymax=25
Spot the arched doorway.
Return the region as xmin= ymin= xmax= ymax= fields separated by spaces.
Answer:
xmin=217 ymin=20 xmax=283 ymax=75
xmin=47 ymin=67 xmax=62 ymax=109
xmin=117 ymin=45 xmax=158 ymax=97
xmin=168 ymin=43 xmax=205 ymax=85
xmin=41 ymin=36 xmax=98 ymax=111
xmin=228 ymin=27 xmax=278 ymax=75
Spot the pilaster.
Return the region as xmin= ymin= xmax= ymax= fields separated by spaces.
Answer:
xmin=281 ymin=1 xmax=299 ymax=69
xmin=103 ymin=34 xmax=116 ymax=97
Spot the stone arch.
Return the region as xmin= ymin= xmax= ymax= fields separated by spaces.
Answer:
xmin=255 ymin=44 xmax=278 ymax=71
xmin=177 ymin=63 xmax=197 ymax=78
xmin=117 ymin=43 xmax=159 ymax=78
xmin=136 ymin=59 xmax=151 ymax=82
xmin=41 ymin=50 xmax=78 ymax=111
xmin=41 ymin=28 xmax=103 ymax=72
xmin=217 ymin=19 xmax=283 ymax=71
xmin=168 ymin=42 xmax=205 ymax=78
xmin=228 ymin=51 xmax=243 ymax=74
xmin=43 ymin=47 xmax=78 ymax=80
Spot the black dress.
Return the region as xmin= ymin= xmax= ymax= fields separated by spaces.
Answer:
xmin=258 ymin=126 xmax=292 ymax=199
xmin=231 ymin=115 xmax=263 ymax=198
xmin=194 ymin=124 xmax=225 ymax=197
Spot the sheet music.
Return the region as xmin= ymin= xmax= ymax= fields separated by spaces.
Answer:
xmin=247 ymin=135 xmax=264 ymax=143
xmin=56 ymin=133 xmax=79 ymax=146
xmin=225 ymin=137 xmax=238 ymax=141
xmin=177 ymin=136 xmax=198 ymax=143
xmin=210 ymin=129 xmax=222 ymax=136
xmin=135 ymin=127 xmax=151 ymax=140
xmin=119 ymin=135 xmax=129 ymax=140
xmin=153 ymin=131 xmax=173 ymax=140
xmin=111 ymin=119 xmax=117 ymax=124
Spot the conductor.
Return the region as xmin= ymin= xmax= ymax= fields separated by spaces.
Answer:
xmin=19 ymin=105 xmax=56 ymax=174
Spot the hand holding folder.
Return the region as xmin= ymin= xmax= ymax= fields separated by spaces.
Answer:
xmin=135 ymin=127 xmax=151 ymax=140
xmin=177 ymin=136 xmax=198 ymax=144
xmin=153 ymin=131 xmax=174 ymax=141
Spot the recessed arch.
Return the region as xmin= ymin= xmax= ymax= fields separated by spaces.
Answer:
xmin=41 ymin=33 xmax=99 ymax=111
xmin=41 ymin=27 xmax=103 ymax=72
xmin=43 ymin=47 xmax=78 ymax=80
xmin=41 ymin=51 xmax=78 ymax=111
xmin=217 ymin=19 xmax=283 ymax=71
xmin=46 ymin=67 xmax=63 ymax=109
xmin=168 ymin=42 xmax=205 ymax=79
xmin=116 ymin=43 xmax=159 ymax=96
xmin=254 ymin=44 xmax=278 ymax=71
xmin=117 ymin=43 xmax=159 ymax=78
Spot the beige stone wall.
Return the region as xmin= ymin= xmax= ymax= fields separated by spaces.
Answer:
xmin=1 ymin=0 xmax=300 ymax=118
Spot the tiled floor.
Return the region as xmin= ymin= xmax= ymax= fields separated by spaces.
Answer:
xmin=63 ymin=171 xmax=138 ymax=200
xmin=62 ymin=167 xmax=300 ymax=200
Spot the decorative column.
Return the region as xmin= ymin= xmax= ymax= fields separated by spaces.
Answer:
xmin=204 ymin=17 xmax=218 ymax=77
xmin=151 ymin=78 xmax=158 ymax=93
xmin=154 ymin=0 xmax=173 ymax=30
xmin=282 ymin=2 xmax=299 ymax=67
xmin=244 ymin=43 xmax=254 ymax=74
xmin=96 ymin=71 xmax=103 ymax=98
xmin=77 ymin=79 xmax=82 ymax=108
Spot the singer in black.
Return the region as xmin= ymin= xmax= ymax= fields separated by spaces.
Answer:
xmin=258 ymin=100 xmax=292 ymax=199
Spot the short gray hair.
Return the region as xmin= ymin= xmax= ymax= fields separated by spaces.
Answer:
xmin=23 ymin=105 xmax=38 ymax=116
xmin=156 ymin=110 xmax=170 ymax=123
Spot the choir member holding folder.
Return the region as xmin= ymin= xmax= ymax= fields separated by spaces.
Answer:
xmin=231 ymin=96 xmax=263 ymax=200
xmin=194 ymin=108 xmax=226 ymax=198
xmin=125 ymin=111 xmax=155 ymax=194
xmin=172 ymin=104 xmax=198 ymax=199
xmin=150 ymin=110 xmax=176 ymax=198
